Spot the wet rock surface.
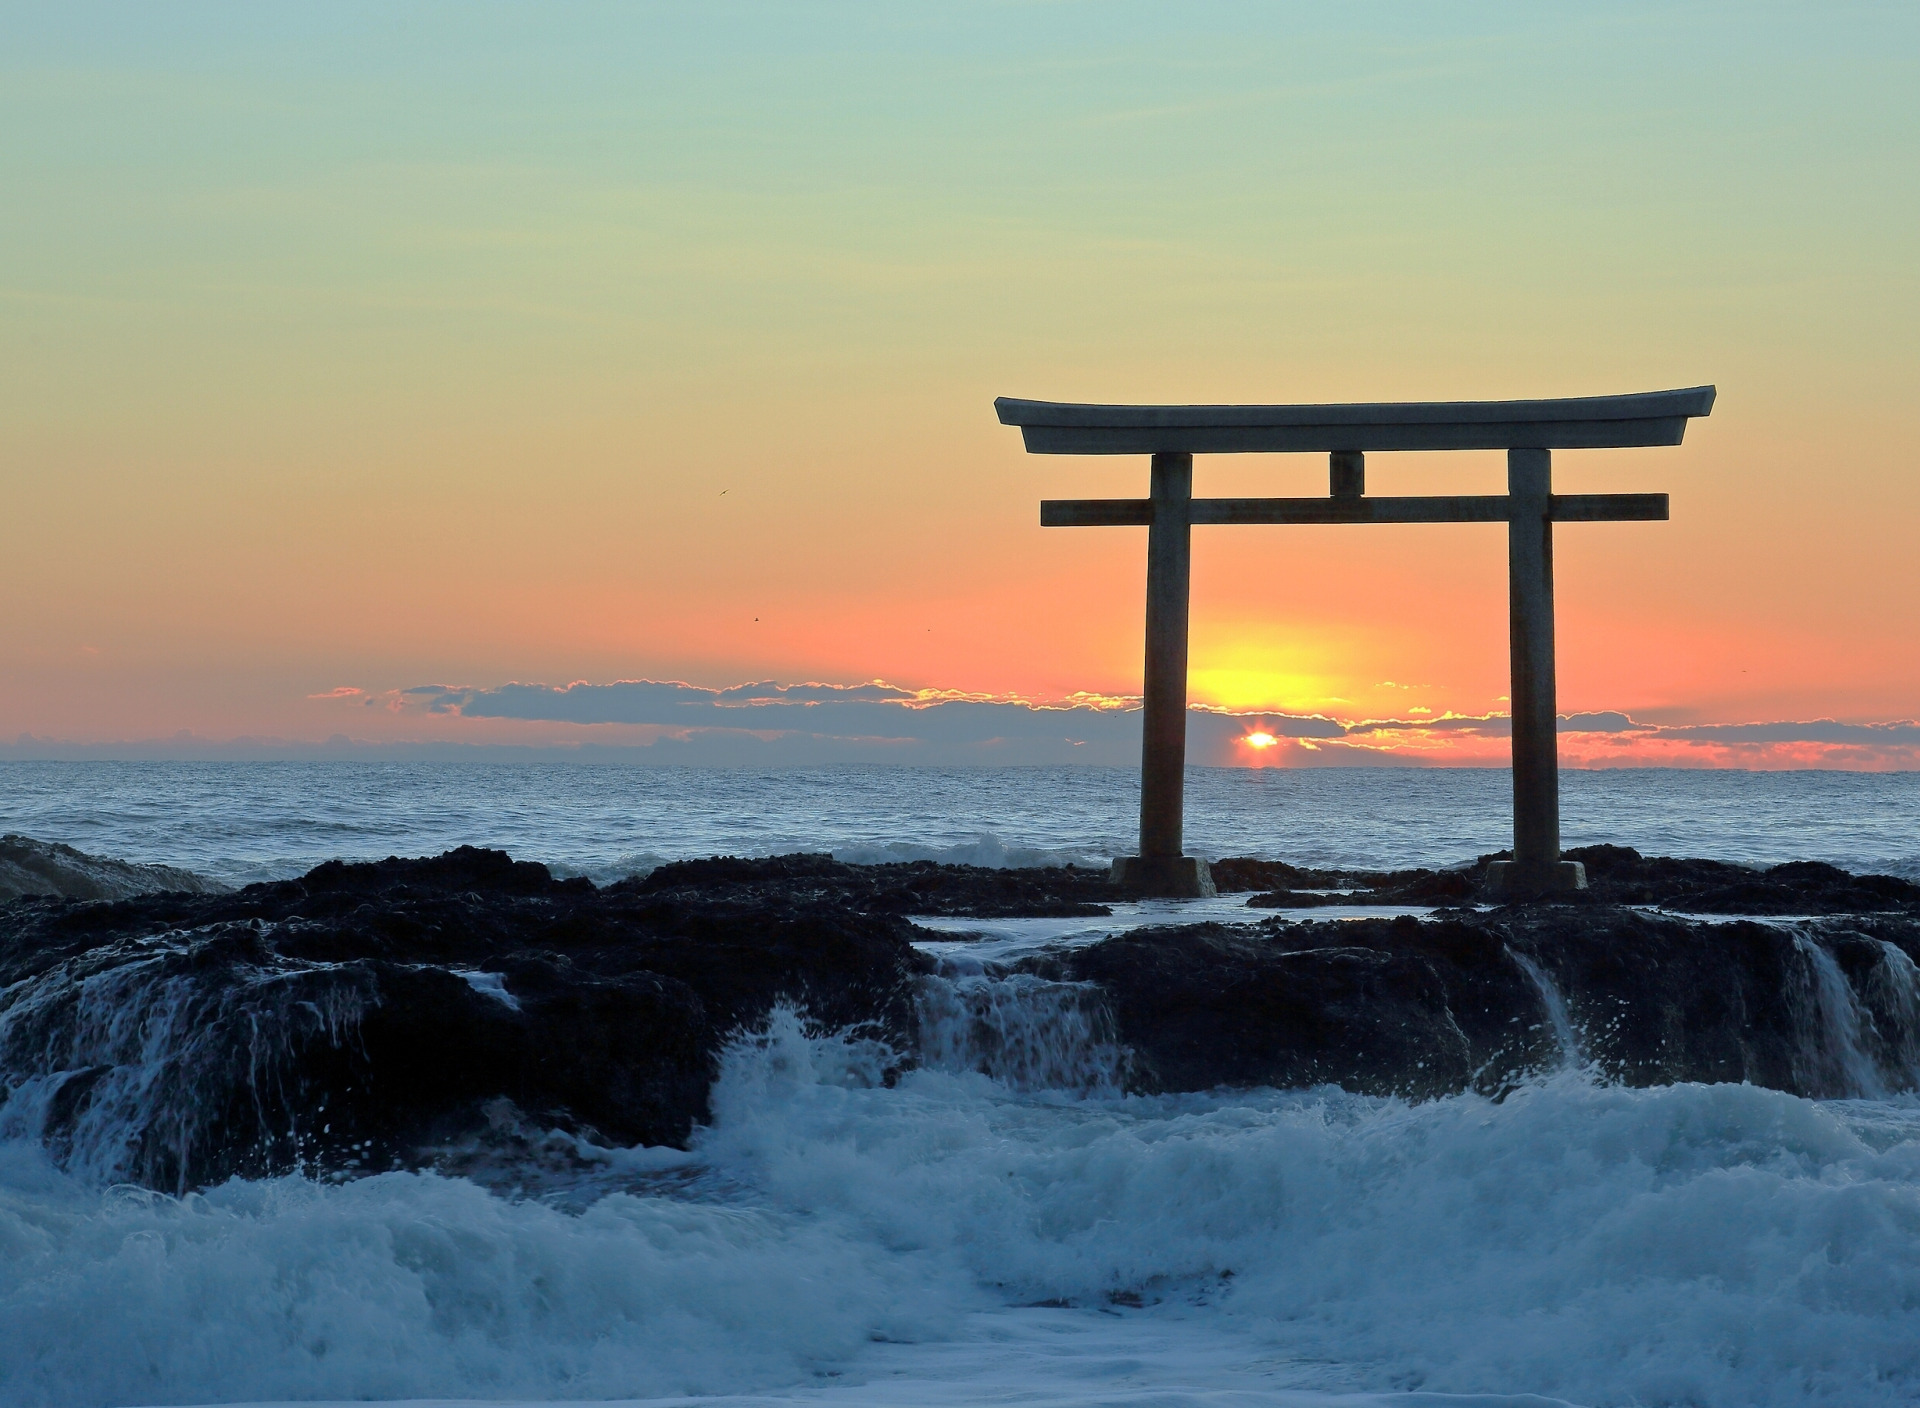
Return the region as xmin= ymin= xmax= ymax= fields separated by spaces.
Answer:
xmin=5 ymin=844 xmax=1920 ymax=1192
xmin=1037 ymin=907 xmax=1920 ymax=1101
xmin=637 ymin=852 xmax=1118 ymax=916
xmin=1225 ymin=843 xmax=1920 ymax=913
xmin=0 ymin=833 xmax=230 ymax=903
xmin=0 ymin=847 xmax=930 ymax=1190
xmin=1018 ymin=915 xmax=1552 ymax=1099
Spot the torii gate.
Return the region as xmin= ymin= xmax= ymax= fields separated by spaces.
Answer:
xmin=997 ymin=386 xmax=1716 ymax=899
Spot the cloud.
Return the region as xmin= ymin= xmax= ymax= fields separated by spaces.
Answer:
xmin=13 ymin=688 xmax=1920 ymax=769
xmin=1347 ymin=712 xmax=1510 ymax=737
xmin=1560 ymin=711 xmax=1648 ymax=734
xmin=712 ymin=681 xmax=916 ymax=706
xmin=385 ymin=679 xmax=1348 ymax=764
xmin=393 ymin=680 xmax=1920 ymax=764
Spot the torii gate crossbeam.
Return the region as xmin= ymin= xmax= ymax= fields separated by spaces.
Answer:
xmin=997 ymin=386 xmax=1716 ymax=899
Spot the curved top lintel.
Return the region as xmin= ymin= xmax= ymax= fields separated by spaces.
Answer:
xmin=994 ymin=386 xmax=1715 ymax=454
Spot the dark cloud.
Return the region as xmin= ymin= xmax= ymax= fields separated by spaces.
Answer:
xmin=1190 ymin=706 xmax=1344 ymax=741
xmin=1560 ymin=711 xmax=1648 ymax=734
xmin=1653 ymin=719 xmax=1920 ymax=744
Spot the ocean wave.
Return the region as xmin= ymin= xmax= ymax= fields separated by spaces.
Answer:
xmin=8 ymin=1009 xmax=1920 ymax=1406
xmin=0 ymin=1136 xmax=954 ymax=1407
xmin=702 ymin=1015 xmax=1920 ymax=1407
xmin=830 ymin=833 xmax=1117 ymax=871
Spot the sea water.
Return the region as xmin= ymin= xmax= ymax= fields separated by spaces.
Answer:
xmin=4 ymin=762 xmax=1920 ymax=1408
xmin=3 ymin=761 xmax=1918 ymax=886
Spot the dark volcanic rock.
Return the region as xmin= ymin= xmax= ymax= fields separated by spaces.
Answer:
xmin=1023 ymin=914 xmax=1556 ymax=1098
xmin=1208 ymin=858 xmax=1338 ymax=893
xmin=1020 ymin=924 xmax=1475 ymax=1097
xmin=1222 ymin=845 xmax=1920 ymax=914
xmin=635 ymin=853 xmax=1116 ymax=916
xmin=1243 ymin=889 xmax=1360 ymax=909
xmin=1563 ymin=844 xmax=1920 ymax=914
xmin=1030 ymin=901 xmax=1920 ymax=1103
xmin=0 ymin=847 xmax=929 ymax=1190
xmin=1506 ymin=906 xmax=1920 ymax=1096
xmin=9 ymin=844 xmax=1920 ymax=1195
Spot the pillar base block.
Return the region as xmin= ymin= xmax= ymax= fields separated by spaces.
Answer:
xmin=1486 ymin=859 xmax=1587 ymax=899
xmin=1110 ymin=856 xmax=1217 ymax=898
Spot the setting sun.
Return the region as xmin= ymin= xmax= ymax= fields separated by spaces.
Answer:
xmin=1241 ymin=732 xmax=1279 ymax=750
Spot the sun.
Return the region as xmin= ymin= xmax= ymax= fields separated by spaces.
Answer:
xmin=1241 ymin=731 xmax=1279 ymax=750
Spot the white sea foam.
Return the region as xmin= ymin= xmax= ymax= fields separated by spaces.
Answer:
xmin=0 ymin=1135 xmax=952 ymax=1408
xmin=8 ymin=1012 xmax=1916 ymax=1406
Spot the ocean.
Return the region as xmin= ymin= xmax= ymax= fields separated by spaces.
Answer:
xmin=4 ymin=762 xmax=1920 ymax=1408
xmin=4 ymin=761 xmax=1918 ymax=887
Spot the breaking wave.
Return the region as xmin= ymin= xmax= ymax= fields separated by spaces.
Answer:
xmin=6 ymin=1002 xmax=1920 ymax=1406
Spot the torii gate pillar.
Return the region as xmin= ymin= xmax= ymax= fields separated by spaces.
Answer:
xmin=1491 ymin=447 xmax=1585 ymax=896
xmin=1114 ymin=453 xmax=1216 ymax=897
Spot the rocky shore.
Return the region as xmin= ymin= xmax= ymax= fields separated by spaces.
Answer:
xmin=2 ymin=842 xmax=1917 ymax=1192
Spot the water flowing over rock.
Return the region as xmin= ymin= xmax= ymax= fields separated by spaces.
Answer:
xmin=915 ymin=968 xmax=1128 ymax=1094
xmin=5 ymin=843 xmax=1920 ymax=1192
xmin=0 ymin=847 xmax=929 ymax=1189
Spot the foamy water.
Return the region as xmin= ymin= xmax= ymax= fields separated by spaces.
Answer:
xmin=5 ymin=1006 xmax=1920 ymax=1408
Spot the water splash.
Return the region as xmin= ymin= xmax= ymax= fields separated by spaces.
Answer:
xmin=1506 ymin=948 xmax=1583 ymax=1070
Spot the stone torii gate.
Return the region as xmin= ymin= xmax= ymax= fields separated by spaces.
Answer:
xmin=997 ymin=386 xmax=1716 ymax=899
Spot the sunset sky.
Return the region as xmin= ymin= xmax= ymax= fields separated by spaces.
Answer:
xmin=4 ymin=3 xmax=1917 ymax=767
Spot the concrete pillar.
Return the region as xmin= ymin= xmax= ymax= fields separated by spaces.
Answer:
xmin=1490 ymin=446 xmax=1586 ymax=897
xmin=1113 ymin=452 xmax=1214 ymax=897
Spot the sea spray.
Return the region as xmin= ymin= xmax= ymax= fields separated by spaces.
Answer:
xmin=915 ymin=967 xmax=1129 ymax=1094
xmin=1506 ymin=947 xmax=1584 ymax=1070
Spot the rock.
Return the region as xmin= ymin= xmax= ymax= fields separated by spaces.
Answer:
xmin=1546 ymin=845 xmax=1920 ymax=914
xmin=1020 ymin=924 xmax=1476 ymax=1097
xmin=0 ymin=847 xmax=929 ymax=1190
xmin=0 ymin=833 xmax=229 ymax=903
xmin=637 ymin=853 xmax=1116 ymax=916
xmin=1022 ymin=913 xmax=1556 ymax=1098
xmin=1243 ymin=888 xmax=1358 ymax=908
xmin=1223 ymin=846 xmax=1920 ymax=914
xmin=1029 ymin=901 xmax=1920 ymax=1103
xmin=9 ymin=845 xmax=1920 ymax=1195
xmin=1208 ymin=858 xmax=1337 ymax=893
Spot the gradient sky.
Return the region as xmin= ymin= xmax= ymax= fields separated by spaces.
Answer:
xmin=3 ymin=2 xmax=1917 ymax=764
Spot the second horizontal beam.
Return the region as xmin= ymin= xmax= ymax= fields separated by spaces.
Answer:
xmin=1039 ymin=493 xmax=1668 ymax=527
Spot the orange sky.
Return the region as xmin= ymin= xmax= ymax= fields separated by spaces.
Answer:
xmin=2 ymin=6 xmax=1917 ymax=765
